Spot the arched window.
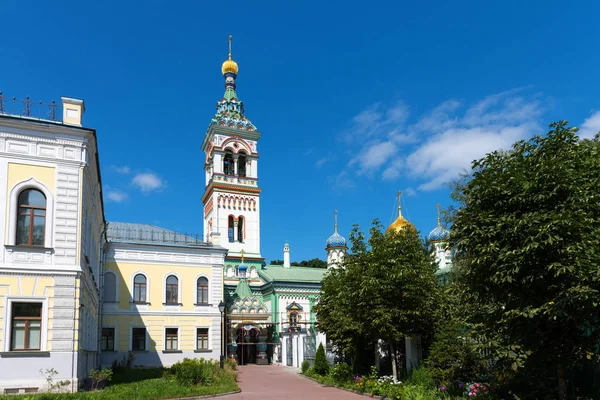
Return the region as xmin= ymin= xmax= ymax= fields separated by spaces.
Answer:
xmin=133 ymin=274 xmax=147 ymax=303
xmin=238 ymin=216 xmax=244 ymax=243
xmin=165 ymin=275 xmax=178 ymax=304
xmin=238 ymin=152 xmax=247 ymax=177
xmin=104 ymin=272 xmax=117 ymax=302
xmin=16 ymin=189 xmax=46 ymax=246
xmin=223 ymin=151 xmax=234 ymax=176
xmin=197 ymin=277 xmax=209 ymax=304
xmin=228 ymin=215 xmax=234 ymax=242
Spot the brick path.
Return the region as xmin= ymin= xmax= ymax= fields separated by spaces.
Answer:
xmin=220 ymin=364 xmax=365 ymax=399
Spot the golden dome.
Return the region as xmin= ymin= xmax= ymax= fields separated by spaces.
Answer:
xmin=386 ymin=190 xmax=414 ymax=234
xmin=386 ymin=215 xmax=414 ymax=234
xmin=222 ymin=58 xmax=238 ymax=76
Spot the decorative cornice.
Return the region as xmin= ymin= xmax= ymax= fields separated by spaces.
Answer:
xmin=202 ymin=183 xmax=261 ymax=204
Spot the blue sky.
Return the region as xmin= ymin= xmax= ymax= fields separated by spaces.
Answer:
xmin=2 ymin=1 xmax=600 ymax=262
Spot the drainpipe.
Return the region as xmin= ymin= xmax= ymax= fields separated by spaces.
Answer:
xmin=97 ymin=222 xmax=108 ymax=368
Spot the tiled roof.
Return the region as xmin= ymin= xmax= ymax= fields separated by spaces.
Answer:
xmin=258 ymin=265 xmax=327 ymax=284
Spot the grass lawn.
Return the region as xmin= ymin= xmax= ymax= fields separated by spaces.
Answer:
xmin=0 ymin=367 xmax=239 ymax=400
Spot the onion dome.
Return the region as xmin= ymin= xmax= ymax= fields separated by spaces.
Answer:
xmin=428 ymin=205 xmax=450 ymax=242
xmin=222 ymin=58 xmax=239 ymax=76
xmin=326 ymin=210 xmax=347 ymax=249
xmin=386 ymin=191 xmax=414 ymax=234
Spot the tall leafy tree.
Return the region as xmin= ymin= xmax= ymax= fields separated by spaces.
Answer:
xmin=316 ymin=220 xmax=439 ymax=381
xmin=451 ymin=122 xmax=600 ymax=399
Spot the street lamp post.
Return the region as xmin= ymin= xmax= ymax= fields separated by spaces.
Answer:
xmin=218 ymin=301 xmax=225 ymax=369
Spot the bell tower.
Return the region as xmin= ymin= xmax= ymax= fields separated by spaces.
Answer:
xmin=201 ymin=36 xmax=263 ymax=266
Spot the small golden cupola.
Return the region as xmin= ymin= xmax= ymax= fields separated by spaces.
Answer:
xmin=221 ymin=35 xmax=239 ymax=76
xmin=386 ymin=191 xmax=414 ymax=234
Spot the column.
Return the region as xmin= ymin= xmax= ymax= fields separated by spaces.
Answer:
xmin=233 ymin=220 xmax=239 ymax=242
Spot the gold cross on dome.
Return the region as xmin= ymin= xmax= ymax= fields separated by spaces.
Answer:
xmin=436 ymin=203 xmax=441 ymax=225
xmin=228 ymin=35 xmax=233 ymax=60
xmin=240 ymin=248 xmax=245 ymax=263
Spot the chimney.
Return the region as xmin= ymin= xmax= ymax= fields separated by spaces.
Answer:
xmin=61 ymin=97 xmax=85 ymax=126
xmin=283 ymin=242 xmax=291 ymax=268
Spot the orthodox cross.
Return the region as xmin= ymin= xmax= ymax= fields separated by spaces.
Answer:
xmin=228 ymin=34 xmax=233 ymax=60
xmin=396 ymin=190 xmax=403 ymax=217
xmin=334 ymin=210 xmax=338 ymax=233
xmin=240 ymin=248 xmax=245 ymax=263
xmin=436 ymin=203 xmax=441 ymax=225
xmin=48 ymin=100 xmax=59 ymax=121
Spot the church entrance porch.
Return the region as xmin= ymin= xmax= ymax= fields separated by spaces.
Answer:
xmin=228 ymin=323 xmax=271 ymax=365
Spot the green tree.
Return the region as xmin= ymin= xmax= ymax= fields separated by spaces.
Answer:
xmin=316 ymin=220 xmax=439 ymax=382
xmin=314 ymin=343 xmax=329 ymax=375
xmin=450 ymin=121 xmax=600 ymax=399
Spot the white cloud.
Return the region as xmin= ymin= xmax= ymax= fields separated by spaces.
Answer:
xmin=131 ymin=173 xmax=164 ymax=193
xmin=112 ymin=165 xmax=131 ymax=174
xmin=579 ymin=110 xmax=600 ymax=139
xmin=337 ymin=88 xmax=545 ymax=191
xmin=105 ymin=189 xmax=128 ymax=203
xmin=315 ymin=157 xmax=328 ymax=168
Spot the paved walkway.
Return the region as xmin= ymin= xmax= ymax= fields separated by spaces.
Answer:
xmin=221 ymin=364 xmax=365 ymax=400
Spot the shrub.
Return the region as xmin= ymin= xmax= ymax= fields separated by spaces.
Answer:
xmin=313 ymin=343 xmax=329 ymax=376
xmin=89 ymin=368 xmax=113 ymax=390
xmin=171 ymin=358 xmax=218 ymax=386
xmin=426 ymin=322 xmax=483 ymax=385
xmin=301 ymin=360 xmax=311 ymax=374
xmin=406 ymin=366 xmax=436 ymax=389
xmin=224 ymin=358 xmax=237 ymax=371
xmin=329 ymin=362 xmax=353 ymax=383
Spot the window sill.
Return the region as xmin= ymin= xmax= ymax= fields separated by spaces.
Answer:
xmin=0 ymin=351 xmax=50 ymax=358
xmin=193 ymin=349 xmax=213 ymax=353
xmin=5 ymin=245 xmax=54 ymax=253
xmin=162 ymin=350 xmax=183 ymax=354
xmin=163 ymin=303 xmax=182 ymax=306
xmin=194 ymin=303 xmax=212 ymax=307
xmin=131 ymin=302 xmax=151 ymax=305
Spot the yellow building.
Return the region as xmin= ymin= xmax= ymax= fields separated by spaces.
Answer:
xmin=100 ymin=222 xmax=227 ymax=368
xmin=0 ymin=98 xmax=104 ymax=394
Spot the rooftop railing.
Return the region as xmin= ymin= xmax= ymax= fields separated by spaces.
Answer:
xmin=106 ymin=225 xmax=207 ymax=247
xmin=0 ymin=91 xmax=62 ymax=122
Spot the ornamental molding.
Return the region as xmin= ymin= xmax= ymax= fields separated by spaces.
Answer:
xmin=106 ymin=247 xmax=225 ymax=267
xmin=0 ymin=131 xmax=85 ymax=148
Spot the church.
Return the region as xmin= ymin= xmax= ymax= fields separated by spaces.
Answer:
xmin=0 ymin=38 xmax=451 ymax=394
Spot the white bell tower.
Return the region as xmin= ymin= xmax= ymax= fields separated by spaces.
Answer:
xmin=201 ymin=36 xmax=262 ymax=261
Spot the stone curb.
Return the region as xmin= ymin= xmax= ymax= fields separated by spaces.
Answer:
xmin=299 ymin=373 xmax=385 ymax=399
xmin=169 ymin=389 xmax=242 ymax=399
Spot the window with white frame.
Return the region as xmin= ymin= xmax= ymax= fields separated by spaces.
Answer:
xmin=16 ymin=189 xmax=46 ymax=246
xmin=132 ymin=328 xmax=146 ymax=351
xmin=165 ymin=275 xmax=178 ymax=304
xmin=11 ymin=302 xmax=43 ymax=351
xmin=196 ymin=328 xmax=209 ymax=350
xmin=102 ymin=327 xmax=115 ymax=351
xmin=196 ymin=277 xmax=209 ymax=304
xmin=165 ymin=328 xmax=178 ymax=350
xmin=133 ymin=274 xmax=147 ymax=303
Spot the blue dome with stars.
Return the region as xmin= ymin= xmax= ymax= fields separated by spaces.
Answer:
xmin=428 ymin=225 xmax=450 ymax=242
xmin=326 ymin=232 xmax=347 ymax=248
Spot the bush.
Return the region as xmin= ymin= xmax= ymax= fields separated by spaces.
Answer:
xmin=171 ymin=358 xmax=218 ymax=386
xmin=301 ymin=360 xmax=311 ymax=374
xmin=406 ymin=366 xmax=436 ymax=389
xmin=426 ymin=322 xmax=483 ymax=385
xmin=313 ymin=343 xmax=329 ymax=376
xmin=89 ymin=368 xmax=113 ymax=390
xmin=329 ymin=362 xmax=353 ymax=384
xmin=224 ymin=358 xmax=237 ymax=371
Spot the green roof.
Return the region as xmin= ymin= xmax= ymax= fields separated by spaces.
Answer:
xmin=234 ymin=278 xmax=253 ymax=299
xmin=258 ymin=265 xmax=327 ymax=284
